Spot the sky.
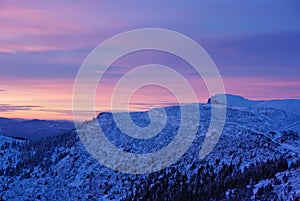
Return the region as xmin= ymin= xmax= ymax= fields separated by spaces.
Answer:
xmin=0 ymin=0 xmax=299 ymax=120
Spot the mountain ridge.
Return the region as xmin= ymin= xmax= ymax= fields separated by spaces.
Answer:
xmin=0 ymin=118 xmax=74 ymax=139
xmin=1 ymin=99 xmax=300 ymax=200
xmin=0 ymin=94 xmax=300 ymax=200
xmin=209 ymin=94 xmax=300 ymax=116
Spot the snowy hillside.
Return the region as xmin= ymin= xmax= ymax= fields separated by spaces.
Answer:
xmin=0 ymin=98 xmax=300 ymax=200
xmin=209 ymin=94 xmax=300 ymax=116
xmin=0 ymin=136 xmax=17 ymax=146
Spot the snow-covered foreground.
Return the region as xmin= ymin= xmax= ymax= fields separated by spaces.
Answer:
xmin=0 ymin=95 xmax=300 ymax=200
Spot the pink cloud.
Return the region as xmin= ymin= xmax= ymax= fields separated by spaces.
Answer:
xmin=223 ymin=76 xmax=300 ymax=100
xmin=0 ymin=2 xmax=128 ymax=53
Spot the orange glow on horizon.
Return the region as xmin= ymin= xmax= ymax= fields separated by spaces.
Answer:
xmin=1 ymin=77 xmax=299 ymax=121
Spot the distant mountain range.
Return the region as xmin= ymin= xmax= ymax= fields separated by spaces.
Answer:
xmin=0 ymin=117 xmax=74 ymax=139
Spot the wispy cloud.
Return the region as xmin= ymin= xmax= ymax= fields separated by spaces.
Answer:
xmin=0 ymin=1 xmax=129 ymax=54
xmin=0 ymin=104 xmax=40 ymax=112
xmin=128 ymin=102 xmax=182 ymax=111
xmin=204 ymin=32 xmax=300 ymax=78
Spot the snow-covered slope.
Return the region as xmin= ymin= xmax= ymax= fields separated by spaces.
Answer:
xmin=0 ymin=98 xmax=300 ymax=200
xmin=208 ymin=94 xmax=263 ymax=107
xmin=209 ymin=94 xmax=300 ymax=116
xmin=0 ymin=135 xmax=16 ymax=146
xmin=256 ymin=99 xmax=300 ymax=116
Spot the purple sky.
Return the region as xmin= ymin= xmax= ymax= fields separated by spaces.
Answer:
xmin=0 ymin=0 xmax=299 ymax=120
